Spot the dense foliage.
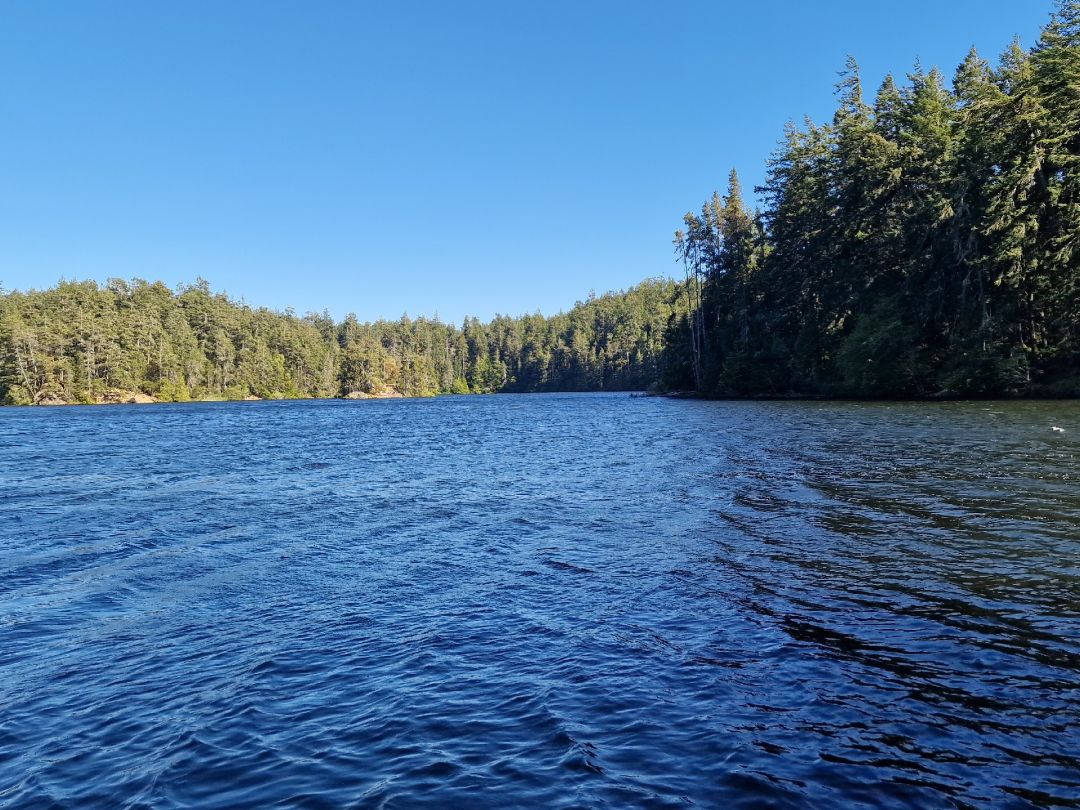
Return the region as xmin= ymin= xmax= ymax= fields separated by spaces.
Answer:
xmin=5 ymin=3 xmax=1077 ymax=405
xmin=0 ymin=277 xmax=681 ymax=404
xmin=666 ymin=2 xmax=1080 ymax=398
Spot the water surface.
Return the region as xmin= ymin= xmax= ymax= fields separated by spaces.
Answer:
xmin=1 ymin=395 xmax=1078 ymax=807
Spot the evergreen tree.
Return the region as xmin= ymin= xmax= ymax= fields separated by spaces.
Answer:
xmin=667 ymin=2 xmax=1080 ymax=398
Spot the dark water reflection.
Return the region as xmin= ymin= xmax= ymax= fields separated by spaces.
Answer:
xmin=1 ymin=395 xmax=1078 ymax=808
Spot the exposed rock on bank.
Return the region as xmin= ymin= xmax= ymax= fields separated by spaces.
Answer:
xmin=342 ymin=389 xmax=405 ymax=400
xmin=99 ymin=390 xmax=157 ymax=405
xmin=33 ymin=389 xmax=159 ymax=406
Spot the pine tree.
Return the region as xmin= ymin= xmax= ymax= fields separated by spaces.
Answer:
xmin=1032 ymin=1 xmax=1080 ymax=382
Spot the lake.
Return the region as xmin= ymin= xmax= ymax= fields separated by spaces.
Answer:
xmin=1 ymin=394 xmax=1078 ymax=808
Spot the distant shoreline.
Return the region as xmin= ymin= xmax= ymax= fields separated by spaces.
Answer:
xmin=6 ymin=388 xmax=1078 ymax=407
xmin=15 ymin=389 xmax=416 ymax=407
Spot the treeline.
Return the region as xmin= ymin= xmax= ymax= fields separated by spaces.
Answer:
xmin=666 ymin=2 xmax=1080 ymax=398
xmin=0 ymin=277 xmax=682 ymax=404
xmin=7 ymin=5 xmax=1076 ymax=405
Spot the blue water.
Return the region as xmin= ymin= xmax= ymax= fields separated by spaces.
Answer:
xmin=1 ymin=394 xmax=1079 ymax=808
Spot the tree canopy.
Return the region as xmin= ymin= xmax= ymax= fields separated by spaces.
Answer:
xmin=3 ymin=3 xmax=1077 ymax=405
xmin=664 ymin=1 xmax=1080 ymax=398
xmin=0 ymin=277 xmax=682 ymax=404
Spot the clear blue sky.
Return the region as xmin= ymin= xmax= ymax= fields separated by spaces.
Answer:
xmin=0 ymin=1 xmax=1049 ymax=324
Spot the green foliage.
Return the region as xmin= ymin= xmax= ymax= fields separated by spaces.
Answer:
xmin=2 ymin=385 xmax=32 ymax=406
xmin=7 ymin=7 xmax=1072 ymax=404
xmin=835 ymin=304 xmax=920 ymax=397
xmin=156 ymin=380 xmax=191 ymax=402
xmin=666 ymin=3 xmax=1080 ymax=398
xmin=0 ymin=277 xmax=682 ymax=404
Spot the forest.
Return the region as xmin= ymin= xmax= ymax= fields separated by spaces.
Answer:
xmin=665 ymin=2 xmax=1080 ymax=398
xmin=0 ymin=277 xmax=681 ymax=404
xmin=2 ymin=2 xmax=1078 ymax=405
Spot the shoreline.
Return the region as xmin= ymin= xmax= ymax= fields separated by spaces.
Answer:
xmin=20 ymin=389 xmax=416 ymax=407
xmin=6 ymin=388 xmax=1079 ymax=407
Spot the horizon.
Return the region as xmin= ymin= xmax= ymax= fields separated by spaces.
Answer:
xmin=0 ymin=1 xmax=1047 ymax=324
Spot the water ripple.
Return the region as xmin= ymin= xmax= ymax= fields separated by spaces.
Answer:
xmin=0 ymin=395 xmax=1078 ymax=807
